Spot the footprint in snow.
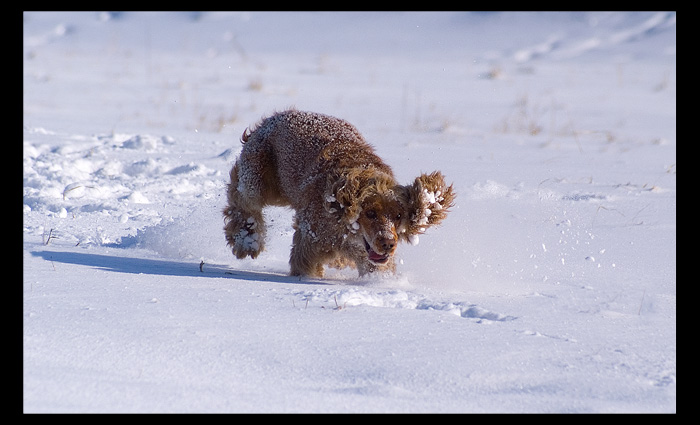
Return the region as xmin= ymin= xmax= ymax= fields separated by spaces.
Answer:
xmin=296 ymin=288 xmax=517 ymax=322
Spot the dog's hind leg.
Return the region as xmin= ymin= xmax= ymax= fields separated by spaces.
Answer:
xmin=224 ymin=132 xmax=286 ymax=258
xmin=224 ymin=126 xmax=291 ymax=261
xmin=223 ymin=160 xmax=268 ymax=259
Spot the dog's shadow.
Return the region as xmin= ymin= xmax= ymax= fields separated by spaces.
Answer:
xmin=30 ymin=250 xmax=331 ymax=285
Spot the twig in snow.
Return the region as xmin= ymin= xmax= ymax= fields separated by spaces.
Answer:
xmin=333 ymin=295 xmax=347 ymax=311
xmin=43 ymin=228 xmax=57 ymax=245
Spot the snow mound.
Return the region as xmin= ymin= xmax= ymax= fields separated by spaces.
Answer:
xmin=297 ymin=287 xmax=517 ymax=322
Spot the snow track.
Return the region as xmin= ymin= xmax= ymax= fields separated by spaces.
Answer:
xmin=296 ymin=287 xmax=517 ymax=322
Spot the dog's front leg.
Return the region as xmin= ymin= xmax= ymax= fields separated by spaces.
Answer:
xmin=289 ymin=218 xmax=325 ymax=278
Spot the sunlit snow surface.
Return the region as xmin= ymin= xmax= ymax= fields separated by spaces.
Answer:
xmin=24 ymin=12 xmax=675 ymax=413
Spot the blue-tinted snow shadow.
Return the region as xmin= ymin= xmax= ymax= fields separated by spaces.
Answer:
xmin=30 ymin=250 xmax=329 ymax=285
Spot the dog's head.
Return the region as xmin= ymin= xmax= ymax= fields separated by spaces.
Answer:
xmin=355 ymin=191 xmax=405 ymax=264
xmin=327 ymin=168 xmax=455 ymax=265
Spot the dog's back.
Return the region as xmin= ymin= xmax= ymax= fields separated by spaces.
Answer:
xmin=241 ymin=109 xmax=393 ymax=207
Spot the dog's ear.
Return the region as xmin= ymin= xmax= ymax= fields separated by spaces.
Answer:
xmin=398 ymin=171 xmax=455 ymax=244
xmin=325 ymin=169 xmax=370 ymax=229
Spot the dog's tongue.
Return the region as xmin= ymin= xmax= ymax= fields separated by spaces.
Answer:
xmin=368 ymin=248 xmax=388 ymax=263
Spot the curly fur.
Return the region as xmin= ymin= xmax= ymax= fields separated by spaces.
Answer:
xmin=223 ymin=109 xmax=455 ymax=277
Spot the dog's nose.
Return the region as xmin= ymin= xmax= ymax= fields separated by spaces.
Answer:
xmin=379 ymin=237 xmax=396 ymax=252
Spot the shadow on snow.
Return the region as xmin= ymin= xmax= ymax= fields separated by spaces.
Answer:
xmin=30 ymin=249 xmax=330 ymax=285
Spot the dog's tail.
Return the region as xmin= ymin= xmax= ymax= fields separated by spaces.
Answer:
xmin=241 ymin=128 xmax=251 ymax=144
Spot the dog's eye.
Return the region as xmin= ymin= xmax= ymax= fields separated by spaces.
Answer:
xmin=365 ymin=210 xmax=377 ymax=219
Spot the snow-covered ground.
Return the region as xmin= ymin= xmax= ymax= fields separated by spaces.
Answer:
xmin=23 ymin=12 xmax=676 ymax=413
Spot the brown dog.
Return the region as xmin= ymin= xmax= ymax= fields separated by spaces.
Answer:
xmin=223 ymin=109 xmax=455 ymax=277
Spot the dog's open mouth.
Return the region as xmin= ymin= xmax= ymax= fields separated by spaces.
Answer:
xmin=364 ymin=239 xmax=390 ymax=264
